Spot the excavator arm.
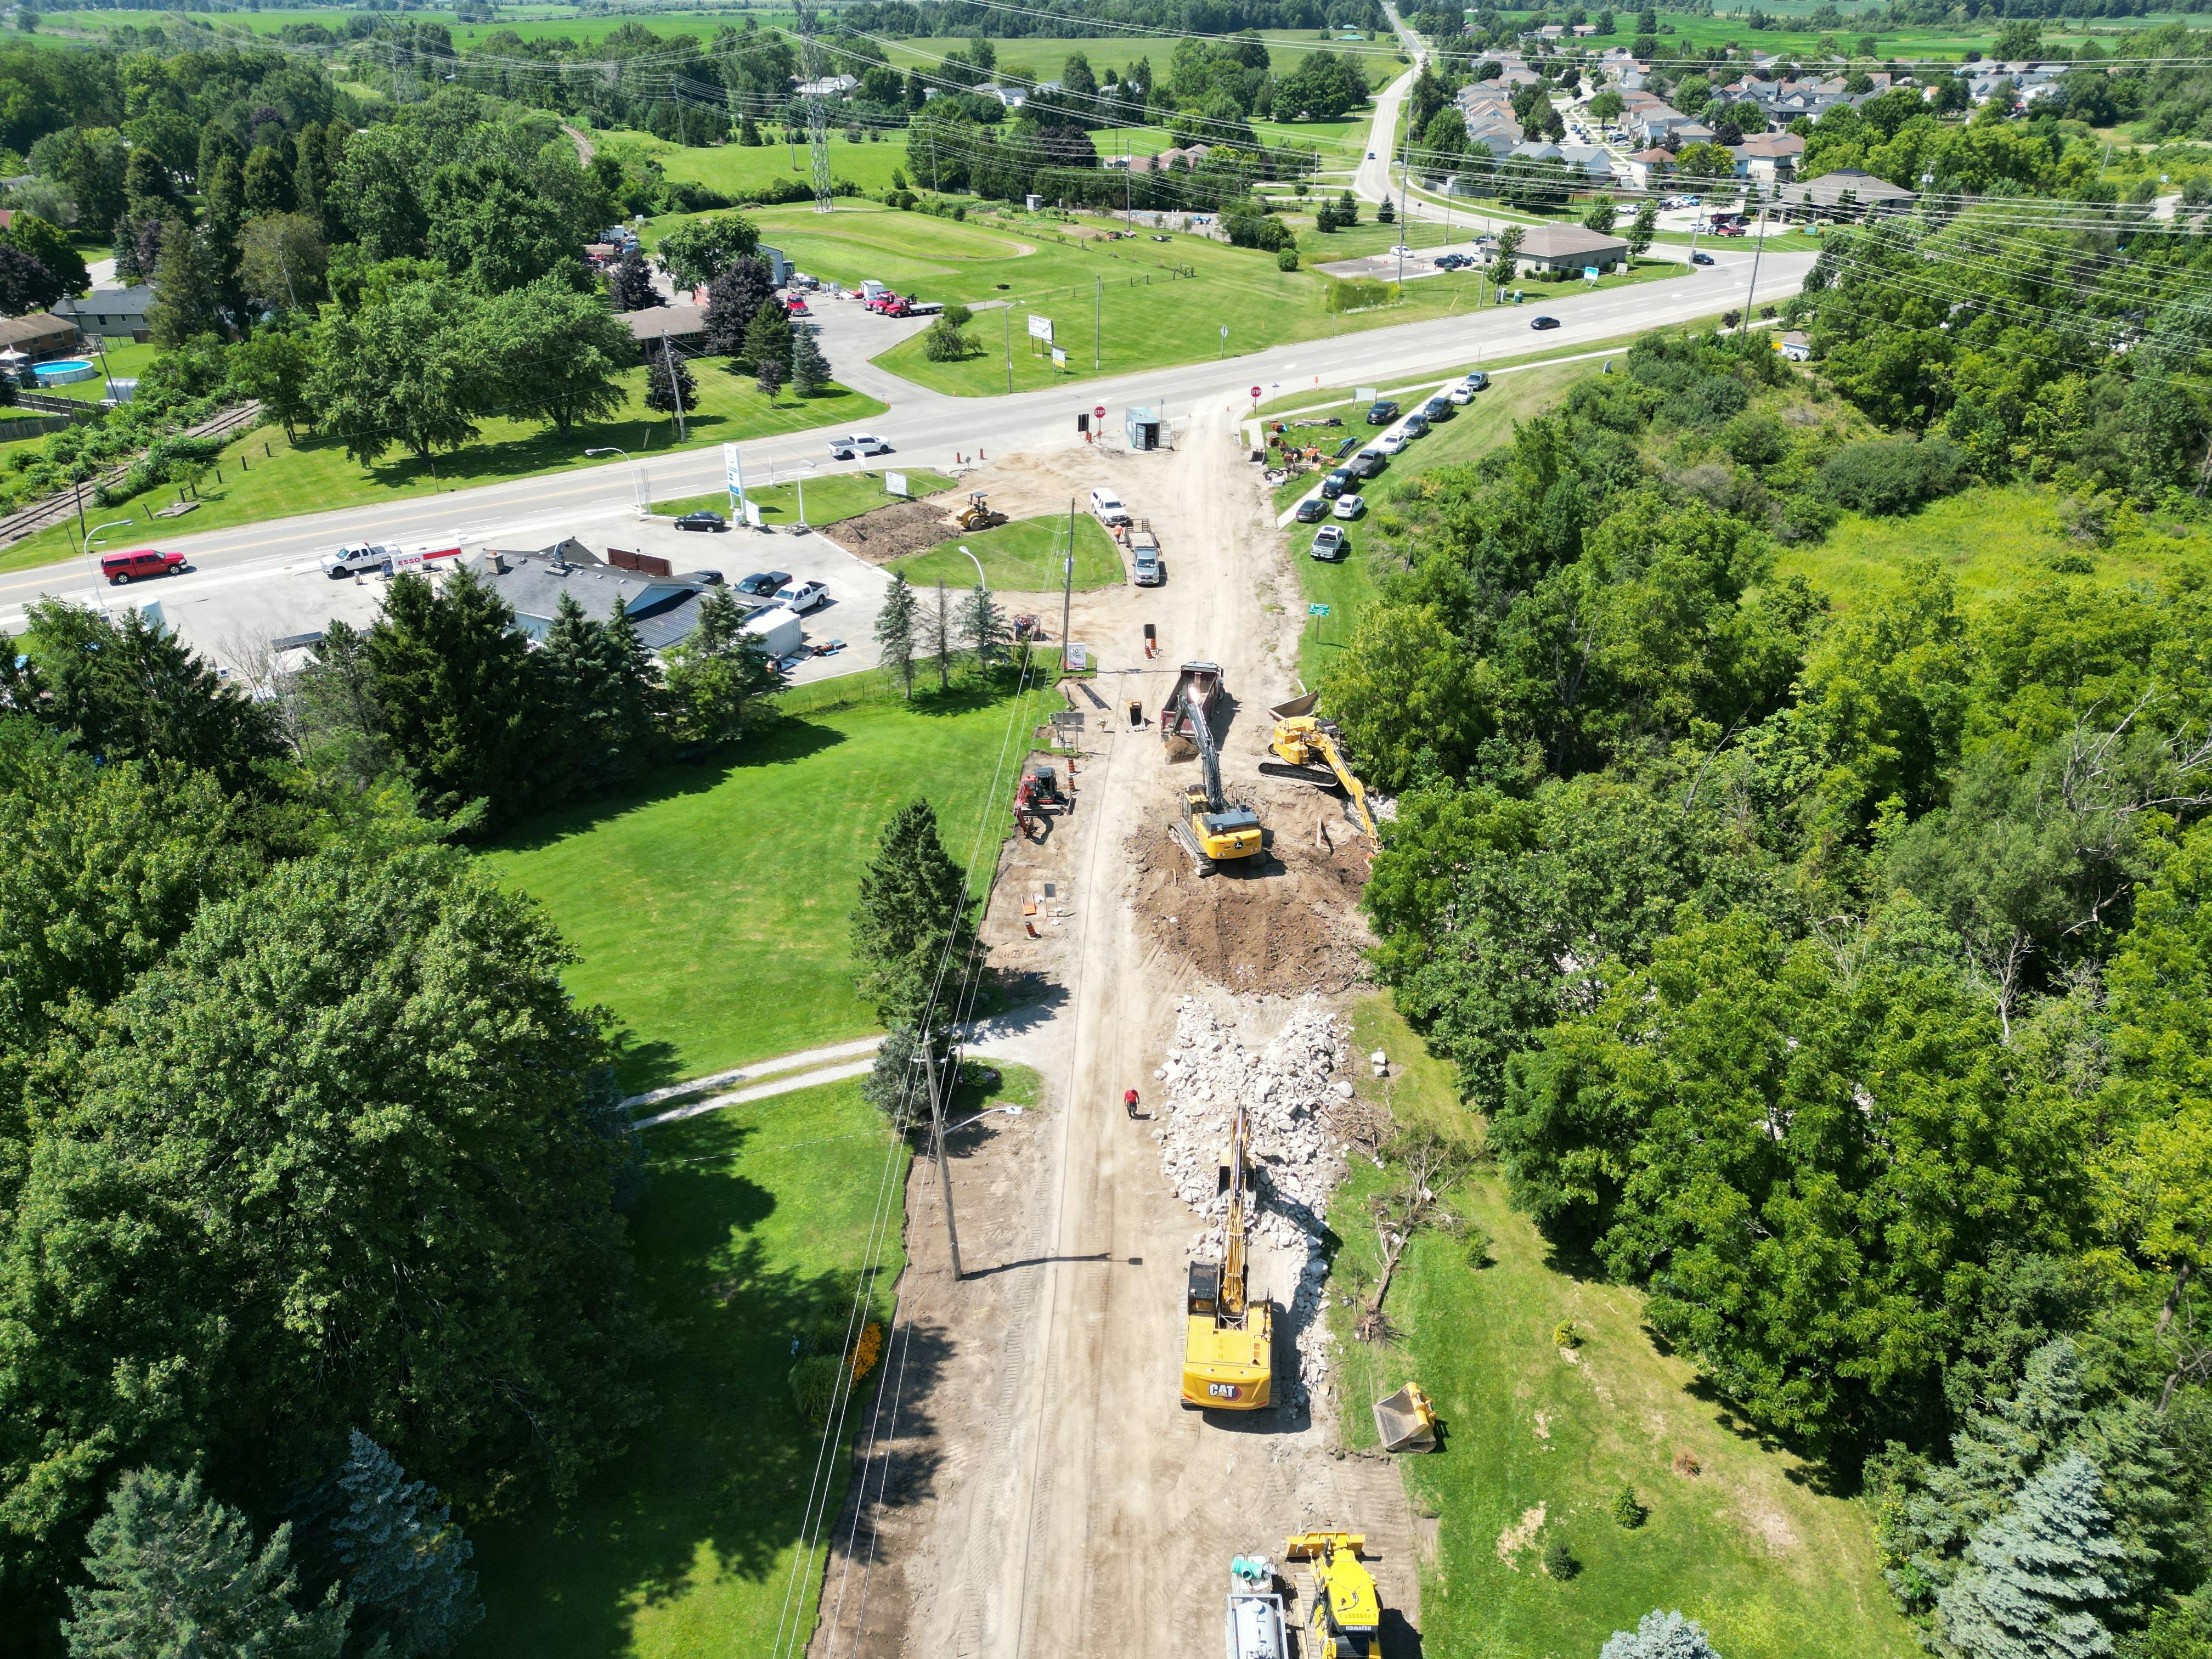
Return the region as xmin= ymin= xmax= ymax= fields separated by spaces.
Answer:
xmin=1313 ymin=733 xmax=1377 ymax=838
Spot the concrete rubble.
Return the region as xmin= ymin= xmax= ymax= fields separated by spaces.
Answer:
xmin=1148 ymin=995 xmax=1352 ymax=1408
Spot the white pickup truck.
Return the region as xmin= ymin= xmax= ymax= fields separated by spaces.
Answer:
xmin=321 ymin=543 xmax=394 ymax=577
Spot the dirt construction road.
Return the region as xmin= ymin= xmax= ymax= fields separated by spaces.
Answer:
xmin=808 ymin=413 xmax=1423 ymax=1659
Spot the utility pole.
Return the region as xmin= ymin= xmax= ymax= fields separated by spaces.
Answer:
xmin=1396 ymin=102 xmax=1413 ymax=287
xmin=1739 ymin=188 xmax=1769 ymax=337
xmin=661 ymin=334 xmax=687 ymax=441
xmin=1057 ymin=497 xmax=1075 ymax=673
xmin=1094 ymin=273 xmax=1102 ymax=370
xmin=1004 ymin=303 xmax=1012 ymax=392
xmin=918 ymin=1042 xmax=963 ymax=1280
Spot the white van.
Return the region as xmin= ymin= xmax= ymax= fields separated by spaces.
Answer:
xmin=1089 ymin=487 xmax=1131 ymax=526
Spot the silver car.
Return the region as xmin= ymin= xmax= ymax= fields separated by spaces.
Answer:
xmin=1310 ymin=524 xmax=1348 ymax=560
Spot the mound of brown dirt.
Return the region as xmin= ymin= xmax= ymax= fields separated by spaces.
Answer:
xmin=1125 ymin=788 xmax=1372 ymax=994
xmin=827 ymin=493 xmax=966 ymax=562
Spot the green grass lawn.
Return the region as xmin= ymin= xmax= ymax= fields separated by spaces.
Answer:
xmin=0 ymin=364 xmax=885 ymax=578
xmin=605 ymin=124 xmax=916 ymax=201
xmin=1328 ymin=994 xmax=1918 ymax=1659
xmin=1778 ymin=484 xmax=2212 ymax=612
xmin=466 ymin=1071 xmax=916 ymax=1659
xmin=479 ymin=688 xmax=1043 ymax=1094
xmin=35 ymin=340 xmax=160 ymax=402
xmin=651 ymin=468 xmax=957 ymax=527
xmin=887 ymin=512 xmax=1123 ymax=594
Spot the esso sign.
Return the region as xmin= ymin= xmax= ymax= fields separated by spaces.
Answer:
xmin=1094 ymin=404 xmax=1106 ymax=419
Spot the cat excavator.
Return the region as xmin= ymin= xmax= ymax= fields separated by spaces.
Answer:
xmin=1164 ymin=662 xmax=1263 ymax=876
xmin=1181 ymin=1102 xmax=1273 ymax=1410
xmin=1260 ymin=691 xmax=1376 ymax=837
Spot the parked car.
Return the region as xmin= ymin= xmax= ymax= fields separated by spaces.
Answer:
xmin=1365 ymin=399 xmax=1400 ymax=425
xmin=773 ymin=579 xmax=830 ymax=614
xmin=737 ymin=570 xmax=791 ymax=596
xmin=1088 ymin=487 xmax=1131 ymax=526
xmin=791 ymin=272 xmax=821 ymax=289
xmin=675 ymin=510 xmax=727 ymax=532
xmin=1376 ymin=431 xmax=1409 ymax=455
xmin=1531 ymin=315 xmax=1562 ymax=330
xmin=1310 ymin=524 xmax=1348 ymax=561
xmin=1422 ymin=395 xmax=1454 ymax=421
xmin=1447 ymin=384 xmax=1474 ymax=405
xmin=1402 ymin=411 xmax=1430 ymax=437
xmin=1690 ymin=250 xmax=1716 ymax=266
xmin=782 ymin=296 xmax=811 ymax=316
xmin=1350 ymin=448 xmax=1387 ymax=480
xmin=1318 ymin=469 xmax=1355 ymax=500
xmin=320 ymin=543 xmax=391 ymax=578
xmin=1132 ymin=547 xmax=1164 ymax=585
xmin=672 ymin=569 xmax=726 ymax=587
xmin=1463 ymin=370 xmax=1489 ymax=391
xmin=100 ymin=548 xmax=185 ymax=585
xmin=828 ymin=434 xmax=891 ymax=458
xmin=1293 ymin=495 xmax=1329 ymax=522
xmin=1332 ymin=493 xmax=1366 ymax=520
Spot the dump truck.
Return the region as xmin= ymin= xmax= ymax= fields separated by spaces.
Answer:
xmin=1163 ymin=663 xmax=1262 ymax=875
xmin=1225 ymin=1557 xmax=1288 ymax=1659
xmin=1182 ymin=1102 xmax=1273 ymax=1409
xmin=1283 ymin=1533 xmax=1382 ymax=1659
xmin=1372 ymin=1383 xmax=1438 ymax=1452
xmin=1260 ymin=690 xmax=1378 ymax=837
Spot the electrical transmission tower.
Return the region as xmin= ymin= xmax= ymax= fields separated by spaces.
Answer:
xmin=798 ymin=3 xmax=834 ymax=213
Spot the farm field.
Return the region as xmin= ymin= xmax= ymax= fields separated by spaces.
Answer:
xmin=1326 ymin=995 xmax=1921 ymax=1659
xmin=479 ymin=686 xmax=1043 ymax=1094
xmin=651 ymin=467 xmax=958 ymax=527
xmin=1489 ymin=7 xmax=2196 ymax=60
xmin=888 ymin=511 xmax=1124 ymax=593
xmin=0 ymin=364 xmax=884 ymax=577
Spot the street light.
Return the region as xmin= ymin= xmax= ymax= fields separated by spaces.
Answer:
xmin=957 ymin=544 xmax=987 ymax=589
xmin=583 ymin=447 xmax=647 ymax=521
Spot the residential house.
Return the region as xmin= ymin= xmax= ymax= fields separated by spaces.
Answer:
xmin=1621 ymin=146 xmax=1675 ymax=190
xmin=795 ymin=74 xmax=857 ymax=98
xmin=975 ymin=83 xmax=1026 ymax=109
xmin=1509 ymin=138 xmax=1564 ymax=163
xmin=484 ymin=546 xmax=725 ymax=654
xmin=1462 ymin=113 xmax=1525 ymax=157
xmin=1571 ymin=22 xmax=1599 ymax=36
xmin=53 ymin=284 xmax=155 ymax=343
xmin=0 ymin=312 xmax=79 ymax=359
xmin=1778 ymin=166 xmax=1918 ymax=215
xmin=1775 ymin=330 xmax=1812 ymax=362
xmin=1514 ymin=223 xmax=1631 ymax=275
xmin=1131 ymin=143 xmax=1211 ymax=173
xmin=621 ymin=303 xmax=707 ymax=361
xmin=1730 ymin=132 xmax=1804 ymax=181
xmin=1673 ymin=121 xmax=1719 ymax=145
xmin=1556 ymin=142 xmax=1615 ymax=182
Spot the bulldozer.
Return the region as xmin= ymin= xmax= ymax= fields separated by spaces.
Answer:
xmin=1181 ymin=1103 xmax=1273 ymax=1411
xmin=954 ymin=490 xmax=1008 ymax=531
xmin=1165 ymin=662 xmax=1263 ymax=876
xmin=1260 ymin=692 xmax=1376 ymax=837
xmin=1282 ymin=1532 xmax=1382 ymax=1659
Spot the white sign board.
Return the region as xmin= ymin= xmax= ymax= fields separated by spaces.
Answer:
xmin=1066 ymin=642 xmax=1088 ymax=670
xmin=1355 ymin=386 xmax=1378 ymax=402
xmin=743 ymin=499 xmax=764 ymax=527
xmin=1052 ymin=346 xmax=1067 ymax=368
xmin=884 ymin=470 xmax=910 ymax=497
xmin=1027 ymin=313 xmax=1054 ymax=343
xmin=1584 ymin=265 xmax=1601 ymax=282
xmin=722 ymin=441 xmax=744 ymax=493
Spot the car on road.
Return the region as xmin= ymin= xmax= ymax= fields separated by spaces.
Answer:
xmin=1319 ymin=468 xmax=1355 ymax=500
xmin=675 ymin=510 xmax=727 ymax=532
xmin=100 ymin=548 xmax=186 ymax=585
xmin=1376 ymin=431 xmax=1409 ymax=455
xmin=1350 ymin=448 xmax=1387 ymax=479
xmin=1447 ymin=383 xmax=1474 ymax=405
xmin=736 ymin=569 xmax=792 ymax=596
xmin=1422 ymin=395 xmax=1454 ymax=421
xmin=1690 ymin=250 xmax=1716 ymax=266
xmin=1332 ymin=493 xmax=1366 ymax=520
xmin=1434 ymin=252 xmax=1472 ymax=270
xmin=1531 ymin=315 xmax=1562 ymax=330
xmin=828 ymin=434 xmax=892 ymax=458
xmin=1463 ymin=370 xmax=1489 ymax=391
xmin=1365 ymin=398 xmax=1400 ymax=425
xmin=1367 ymin=150 xmax=1376 ymax=159
xmin=1293 ymin=495 xmax=1329 ymax=522
xmin=1088 ymin=486 xmax=1132 ymax=526
xmin=1310 ymin=524 xmax=1348 ymax=561
xmin=773 ymin=579 xmax=830 ymax=614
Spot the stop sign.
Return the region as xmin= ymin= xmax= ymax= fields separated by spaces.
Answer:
xmin=1094 ymin=404 xmax=1106 ymax=419
xmin=1250 ymin=386 xmax=1261 ymax=399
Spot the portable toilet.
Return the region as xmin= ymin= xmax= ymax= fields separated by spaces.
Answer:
xmin=1126 ymin=405 xmax=1160 ymax=450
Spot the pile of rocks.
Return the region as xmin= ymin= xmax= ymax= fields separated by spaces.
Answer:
xmin=1148 ymin=995 xmax=1353 ymax=1408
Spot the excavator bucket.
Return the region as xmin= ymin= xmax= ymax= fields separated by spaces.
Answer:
xmin=1372 ymin=1384 xmax=1438 ymax=1452
xmin=1283 ymin=1531 xmax=1367 ymax=1561
xmin=1268 ymin=690 xmax=1320 ymax=723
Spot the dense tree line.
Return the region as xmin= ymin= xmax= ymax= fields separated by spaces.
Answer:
xmin=1338 ymin=326 xmax=2212 ymax=1648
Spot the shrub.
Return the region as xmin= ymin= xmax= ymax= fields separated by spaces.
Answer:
xmin=1277 ymin=247 xmax=1300 ymax=271
xmin=921 ymin=316 xmax=975 ymax=361
xmin=1818 ymin=432 xmax=1970 ymax=516
xmin=1552 ymin=1319 xmax=1583 ymax=1349
xmin=789 ymin=1354 xmax=845 ymax=1424
xmin=1611 ymin=1484 xmax=1648 ymax=1528
xmin=1543 ymin=1537 xmax=1580 ymax=1579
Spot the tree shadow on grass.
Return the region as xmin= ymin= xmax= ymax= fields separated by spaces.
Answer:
xmin=471 ymin=1112 xmax=912 ymax=1659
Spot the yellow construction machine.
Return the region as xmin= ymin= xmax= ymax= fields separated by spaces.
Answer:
xmin=954 ymin=490 xmax=1008 ymax=531
xmin=1260 ymin=692 xmax=1376 ymax=837
xmin=1181 ymin=1103 xmax=1273 ymax=1410
xmin=1282 ymin=1532 xmax=1382 ymax=1659
xmin=1164 ymin=662 xmax=1263 ymax=876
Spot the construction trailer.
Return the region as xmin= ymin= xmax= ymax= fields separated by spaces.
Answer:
xmin=1282 ymin=1532 xmax=1383 ymax=1659
xmin=1181 ymin=1102 xmax=1273 ymax=1409
xmin=1260 ymin=690 xmax=1378 ymax=837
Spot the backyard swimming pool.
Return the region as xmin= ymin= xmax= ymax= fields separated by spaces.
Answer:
xmin=33 ymin=359 xmax=97 ymax=385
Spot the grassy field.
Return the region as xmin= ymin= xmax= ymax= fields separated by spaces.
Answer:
xmin=610 ymin=124 xmax=916 ymax=201
xmin=1327 ymin=994 xmax=1919 ymax=1659
xmin=479 ymin=687 xmax=1042 ymax=1095
xmin=887 ymin=511 xmax=1123 ymax=594
xmin=467 ymin=1073 xmax=908 ymax=1659
xmin=651 ymin=468 xmax=958 ymax=527
xmin=0 ymin=364 xmax=884 ymax=578
xmin=36 ymin=340 xmax=160 ymax=402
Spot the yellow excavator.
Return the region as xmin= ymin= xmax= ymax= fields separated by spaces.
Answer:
xmin=1164 ymin=662 xmax=1263 ymax=876
xmin=1181 ymin=1102 xmax=1273 ymax=1410
xmin=1282 ymin=1532 xmax=1383 ymax=1659
xmin=954 ymin=490 xmax=1008 ymax=531
xmin=1260 ymin=692 xmax=1376 ymax=837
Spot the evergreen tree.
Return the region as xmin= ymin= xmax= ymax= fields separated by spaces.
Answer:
xmin=851 ymin=798 xmax=973 ymax=1023
xmin=111 ymin=212 xmax=139 ymax=283
xmin=757 ymin=355 xmax=785 ymax=399
xmin=1377 ymin=196 xmax=1395 ymax=224
xmin=66 ymin=1468 xmax=351 ymax=1659
xmin=1336 ymin=189 xmax=1359 ymax=226
xmin=1600 ymin=1610 xmax=1723 ymax=1659
xmin=325 ymin=1432 xmax=482 ymax=1657
xmin=739 ymin=112 xmax=763 ymax=145
xmin=789 ymin=325 xmax=831 ymax=398
xmin=703 ymin=253 xmax=775 ymax=359
xmin=929 ymin=580 xmax=953 ymax=692
xmin=539 ymin=593 xmax=663 ymax=797
xmin=664 ymin=585 xmax=776 ymax=747
xmin=645 ymin=351 xmax=696 ymax=415
xmin=959 ymin=582 xmax=1008 ymax=672
xmin=1936 ymin=1452 xmax=2128 ymax=1659
xmin=744 ymin=303 xmax=791 ymax=393
xmin=608 ymin=247 xmax=659 ymax=311
xmin=874 ymin=573 xmax=917 ymax=698
xmin=149 ymin=217 xmax=223 ymax=348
